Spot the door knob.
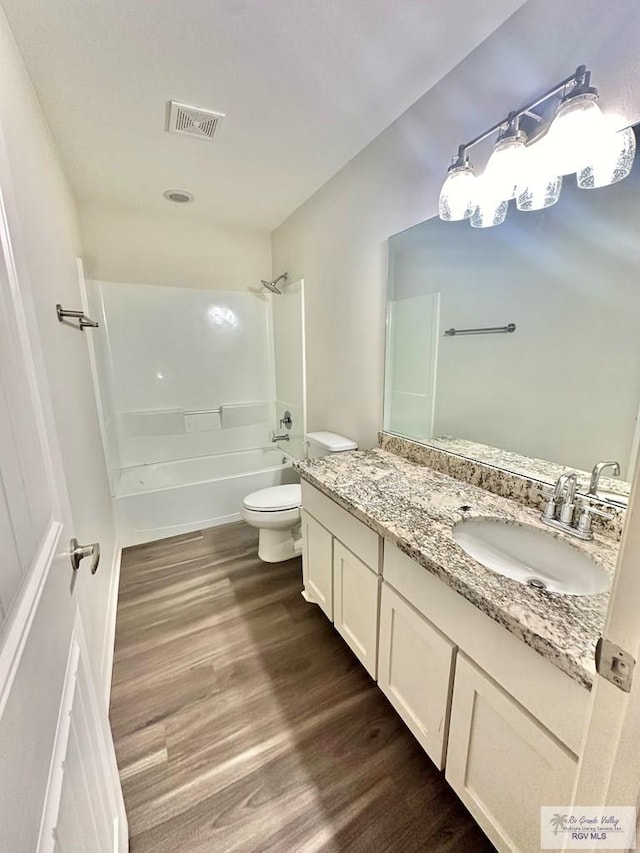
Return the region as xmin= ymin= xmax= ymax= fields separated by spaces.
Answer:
xmin=70 ymin=538 xmax=101 ymax=574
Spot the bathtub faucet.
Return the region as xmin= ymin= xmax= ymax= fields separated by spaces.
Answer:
xmin=272 ymin=433 xmax=290 ymax=442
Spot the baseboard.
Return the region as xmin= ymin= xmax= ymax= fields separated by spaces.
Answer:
xmin=101 ymin=542 xmax=122 ymax=708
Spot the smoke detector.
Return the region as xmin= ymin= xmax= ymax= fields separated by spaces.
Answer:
xmin=163 ymin=189 xmax=194 ymax=204
xmin=167 ymin=101 xmax=225 ymax=140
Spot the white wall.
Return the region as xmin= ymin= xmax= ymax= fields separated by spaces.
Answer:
xmin=272 ymin=0 xmax=640 ymax=450
xmin=0 ymin=7 xmax=116 ymax=691
xmin=80 ymin=202 xmax=271 ymax=291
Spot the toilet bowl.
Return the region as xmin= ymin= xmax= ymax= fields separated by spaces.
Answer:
xmin=242 ymin=431 xmax=357 ymax=563
xmin=242 ymin=484 xmax=302 ymax=563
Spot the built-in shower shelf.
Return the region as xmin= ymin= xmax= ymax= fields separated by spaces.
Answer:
xmin=121 ymin=402 xmax=271 ymax=436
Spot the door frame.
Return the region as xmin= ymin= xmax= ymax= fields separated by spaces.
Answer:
xmin=572 ymin=447 xmax=640 ymax=814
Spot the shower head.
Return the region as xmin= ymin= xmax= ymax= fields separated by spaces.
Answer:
xmin=260 ymin=272 xmax=288 ymax=294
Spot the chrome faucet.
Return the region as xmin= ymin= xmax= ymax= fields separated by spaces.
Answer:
xmin=542 ymin=471 xmax=612 ymax=540
xmin=543 ymin=471 xmax=578 ymax=520
xmin=272 ymin=433 xmax=290 ymax=442
xmin=588 ymin=460 xmax=621 ymax=498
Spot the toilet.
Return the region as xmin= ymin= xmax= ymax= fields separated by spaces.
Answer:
xmin=242 ymin=431 xmax=357 ymax=562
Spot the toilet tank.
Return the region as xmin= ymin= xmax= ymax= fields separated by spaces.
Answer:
xmin=305 ymin=431 xmax=358 ymax=458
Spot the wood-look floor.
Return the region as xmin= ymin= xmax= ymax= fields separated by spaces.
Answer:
xmin=110 ymin=522 xmax=495 ymax=852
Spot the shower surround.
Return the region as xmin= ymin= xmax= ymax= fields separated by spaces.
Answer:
xmin=85 ymin=279 xmax=305 ymax=544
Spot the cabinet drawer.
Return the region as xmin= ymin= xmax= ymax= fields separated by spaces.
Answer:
xmin=302 ymin=481 xmax=380 ymax=572
xmin=333 ymin=541 xmax=380 ymax=677
xmin=301 ymin=510 xmax=333 ymax=620
xmin=378 ymin=583 xmax=455 ymax=769
xmin=446 ymin=654 xmax=577 ymax=853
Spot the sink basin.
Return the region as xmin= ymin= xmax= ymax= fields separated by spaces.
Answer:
xmin=453 ymin=518 xmax=610 ymax=596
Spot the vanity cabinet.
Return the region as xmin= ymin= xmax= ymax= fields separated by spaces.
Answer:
xmin=301 ymin=482 xmax=382 ymax=675
xmin=333 ymin=541 xmax=380 ymax=677
xmin=378 ymin=583 xmax=455 ymax=769
xmin=301 ymin=510 xmax=333 ymax=620
xmin=446 ymin=655 xmax=578 ymax=853
xmin=299 ymin=483 xmax=590 ymax=853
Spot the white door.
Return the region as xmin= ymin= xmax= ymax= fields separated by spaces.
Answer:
xmin=0 ymin=156 xmax=126 ymax=849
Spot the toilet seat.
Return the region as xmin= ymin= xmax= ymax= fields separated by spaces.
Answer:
xmin=243 ymin=484 xmax=301 ymax=512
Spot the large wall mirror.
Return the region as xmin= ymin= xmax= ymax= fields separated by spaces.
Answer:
xmin=384 ymin=125 xmax=640 ymax=501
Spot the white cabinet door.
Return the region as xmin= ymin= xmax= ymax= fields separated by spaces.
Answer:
xmin=333 ymin=540 xmax=380 ymax=677
xmin=446 ymin=654 xmax=578 ymax=853
xmin=378 ymin=583 xmax=455 ymax=769
xmin=301 ymin=510 xmax=333 ymax=620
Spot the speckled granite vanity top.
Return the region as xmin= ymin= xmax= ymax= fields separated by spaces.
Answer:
xmin=295 ymin=448 xmax=618 ymax=690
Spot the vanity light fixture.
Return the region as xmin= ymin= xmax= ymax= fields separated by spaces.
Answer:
xmin=439 ymin=65 xmax=635 ymax=227
xmin=545 ymin=67 xmax=605 ymax=176
xmin=577 ymin=122 xmax=636 ymax=189
xmin=470 ymin=177 xmax=508 ymax=229
xmin=515 ymin=134 xmax=563 ymax=212
xmin=483 ymin=113 xmax=528 ymax=201
xmin=438 ymin=149 xmax=477 ymax=221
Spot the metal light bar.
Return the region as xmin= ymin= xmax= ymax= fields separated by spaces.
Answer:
xmin=452 ymin=65 xmax=589 ymax=163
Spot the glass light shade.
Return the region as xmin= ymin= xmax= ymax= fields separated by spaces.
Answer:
xmin=470 ymin=178 xmax=509 ymax=228
xmin=438 ymin=164 xmax=477 ymax=221
xmin=577 ymin=124 xmax=636 ymax=189
xmin=483 ymin=134 xmax=527 ymax=200
xmin=547 ymin=92 xmax=606 ymax=175
xmin=515 ymin=136 xmax=562 ymax=211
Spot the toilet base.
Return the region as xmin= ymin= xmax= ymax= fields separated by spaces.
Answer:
xmin=257 ymin=528 xmax=302 ymax=563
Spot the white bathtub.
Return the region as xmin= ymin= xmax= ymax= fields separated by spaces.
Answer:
xmin=113 ymin=447 xmax=298 ymax=546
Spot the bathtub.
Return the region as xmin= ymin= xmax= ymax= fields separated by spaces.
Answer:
xmin=112 ymin=447 xmax=298 ymax=546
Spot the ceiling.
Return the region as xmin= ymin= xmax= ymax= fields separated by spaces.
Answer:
xmin=3 ymin=0 xmax=527 ymax=232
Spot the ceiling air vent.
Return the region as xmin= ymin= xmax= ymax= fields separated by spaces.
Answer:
xmin=167 ymin=101 xmax=225 ymax=140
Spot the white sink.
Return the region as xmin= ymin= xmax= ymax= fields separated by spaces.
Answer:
xmin=453 ymin=517 xmax=610 ymax=596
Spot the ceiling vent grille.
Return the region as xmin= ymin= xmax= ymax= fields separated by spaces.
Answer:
xmin=167 ymin=101 xmax=225 ymax=140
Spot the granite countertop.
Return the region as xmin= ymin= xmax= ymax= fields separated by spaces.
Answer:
xmin=294 ymin=448 xmax=618 ymax=690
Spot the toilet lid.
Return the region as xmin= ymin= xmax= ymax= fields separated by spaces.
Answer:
xmin=243 ymin=484 xmax=301 ymax=511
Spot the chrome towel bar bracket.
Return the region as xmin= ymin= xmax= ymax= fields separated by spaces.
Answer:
xmin=56 ymin=304 xmax=99 ymax=331
xmin=444 ymin=323 xmax=516 ymax=337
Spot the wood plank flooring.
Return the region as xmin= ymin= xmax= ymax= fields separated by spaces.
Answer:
xmin=110 ymin=522 xmax=495 ymax=852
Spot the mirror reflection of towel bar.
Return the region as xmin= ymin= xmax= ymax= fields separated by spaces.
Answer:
xmin=444 ymin=323 xmax=516 ymax=337
xmin=56 ymin=304 xmax=99 ymax=330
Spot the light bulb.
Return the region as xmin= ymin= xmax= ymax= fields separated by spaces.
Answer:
xmin=438 ymin=162 xmax=477 ymax=221
xmin=484 ymin=132 xmax=527 ymax=200
xmin=515 ymin=135 xmax=562 ymax=211
xmin=547 ymin=92 xmax=606 ymax=175
xmin=470 ymin=177 xmax=509 ymax=229
xmin=577 ymin=122 xmax=636 ymax=189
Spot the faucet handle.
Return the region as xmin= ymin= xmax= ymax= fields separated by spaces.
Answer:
xmin=576 ymin=501 xmax=614 ymax=537
xmin=540 ymin=489 xmax=557 ymax=519
xmin=581 ymin=504 xmax=614 ymax=520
